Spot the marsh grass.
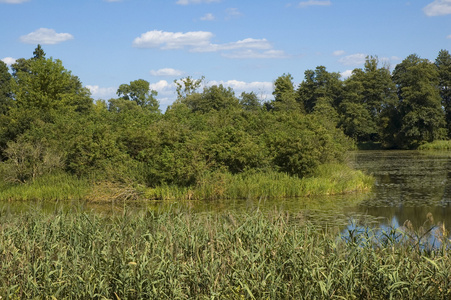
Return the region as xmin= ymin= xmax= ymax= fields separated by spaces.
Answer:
xmin=418 ymin=140 xmax=451 ymax=151
xmin=0 ymin=172 xmax=90 ymax=201
xmin=0 ymin=209 xmax=450 ymax=299
xmin=145 ymin=164 xmax=373 ymax=200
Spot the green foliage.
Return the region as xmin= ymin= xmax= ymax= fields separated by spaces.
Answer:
xmin=436 ymin=49 xmax=451 ymax=137
xmin=0 ymin=209 xmax=449 ymax=299
xmin=0 ymin=136 xmax=63 ymax=183
xmin=116 ymin=79 xmax=160 ymax=112
xmin=297 ymin=66 xmax=343 ymax=114
xmin=0 ymin=60 xmax=12 ymax=115
xmin=182 ymin=84 xmax=240 ymax=113
xmin=392 ymin=54 xmax=446 ymax=148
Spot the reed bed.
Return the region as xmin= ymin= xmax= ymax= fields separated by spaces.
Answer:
xmin=146 ymin=164 xmax=373 ymax=200
xmin=0 ymin=172 xmax=90 ymax=201
xmin=0 ymin=208 xmax=449 ymax=299
xmin=418 ymin=140 xmax=451 ymax=151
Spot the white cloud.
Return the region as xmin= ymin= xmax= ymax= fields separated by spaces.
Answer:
xmin=338 ymin=53 xmax=366 ymax=66
xmin=1 ymin=57 xmax=16 ymax=66
xmin=133 ymin=30 xmax=287 ymax=59
xmin=192 ymin=38 xmax=272 ymax=52
xmin=20 ymin=28 xmax=74 ymax=45
xmin=176 ymin=0 xmax=220 ymax=5
xmin=150 ymin=68 xmax=184 ymax=77
xmin=86 ymin=85 xmax=117 ymax=100
xmin=423 ymin=0 xmax=451 ymax=16
xmin=340 ymin=70 xmax=353 ymax=79
xmin=200 ymin=13 xmax=215 ymax=21
xmin=222 ymin=49 xmax=288 ymax=59
xmin=447 ymin=34 xmax=451 ymax=39
xmin=225 ymin=7 xmax=243 ymax=19
xmin=333 ymin=50 xmax=345 ymax=56
xmin=298 ymin=0 xmax=331 ymax=8
xmin=133 ymin=30 xmax=213 ymax=49
xmin=0 ymin=0 xmax=29 ymax=3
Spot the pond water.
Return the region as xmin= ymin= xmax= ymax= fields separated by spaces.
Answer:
xmin=2 ymin=150 xmax=451 ymax=235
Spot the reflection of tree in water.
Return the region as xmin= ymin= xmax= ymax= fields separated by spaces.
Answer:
xmin=349 ymin=151 xmax=451 ymax=231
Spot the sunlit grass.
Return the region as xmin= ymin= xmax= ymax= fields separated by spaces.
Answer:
xmin=419 ymin=140 xmax=451 ymax=151
xmin=0 ymin=209 xmax=449 ymax=299
xmin=0 ymin=172 xmax=90 ymax=201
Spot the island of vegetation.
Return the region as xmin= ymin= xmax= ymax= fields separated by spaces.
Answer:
xmin=0 ymin=46 xmax=450 ymax=201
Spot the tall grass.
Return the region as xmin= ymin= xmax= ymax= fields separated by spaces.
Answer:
xmin=0 ymin=209 xmax=449 ymax=299
xmin=0 ymin=172 xmax=90 ymax=201
xmin=146 ymin=163 xmax=373 ymax=200
xmin=418 ymin=140 xmax=451 ymax=150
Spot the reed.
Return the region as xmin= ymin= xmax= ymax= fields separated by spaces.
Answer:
xmin=145 ymin=163 xmax=373 ymax=200
xmin=0 ymin=172 xmax=90 ymax=201
xmin=418 ymin=140 xmax=451 ymax=150
xmin=0 ymin=209 xmax=449 ymax=299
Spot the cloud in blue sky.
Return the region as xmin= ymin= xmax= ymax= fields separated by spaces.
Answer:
xmin=200 ymin=13 xmax=215 ymax=21
xmin=150 ymin=68 xmax=184 ymax=77
xmin=298 ymin=0 xmax=331 ymax=8
xmin=338 ymin=53 xmax=366 ymax=66
xmin=20 ymin=28 xmax=74 ymax=45
xmin=132 ymin=30 xmax=286 ymax=59
xmin=423 ymin=0 xmax=451 ymax=16
xmin=176 ymin=0 xmax=220 ymax=5
xmin=0 ymin=0 xmax=29 ymax=3
xmin=1 ymin=57 xmax=16 ymax=66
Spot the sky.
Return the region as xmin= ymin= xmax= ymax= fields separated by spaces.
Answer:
xmin=1 ymin=0 xmax=451 ymax=111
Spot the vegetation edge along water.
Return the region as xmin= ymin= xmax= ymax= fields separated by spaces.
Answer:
xmin=0 ymin=163 xmax=373 ymax=202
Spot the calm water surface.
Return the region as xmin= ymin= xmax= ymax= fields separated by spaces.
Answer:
xmin=2 ymin=151 xmax=451 ymax=232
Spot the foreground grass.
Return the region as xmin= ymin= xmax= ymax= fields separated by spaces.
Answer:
xmin=0 ymin=209 xmax=449 ymax=299
xmin=0 ymin=163 xmax=373 ymax=202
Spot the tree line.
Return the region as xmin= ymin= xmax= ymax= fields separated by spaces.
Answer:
xmin=0 ymin=45 xmax=449 ymax=187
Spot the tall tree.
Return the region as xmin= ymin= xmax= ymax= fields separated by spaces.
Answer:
xmin=392 ymin=54 xmax=445 ymax=148
xmin=340 ymin=56 xmax=397 ymax=142
xmin=297 ymin=66 xmax=343 ymax=116
xmin=183 ymin=84 xmax=240 ymax=113
xmin=0 ymin=60 xmax=12 ymax=114
xmin=435 ymin=49 xmax=451 ymax=136
xmin=117 ymin=79 xmax=159 ymax=112
xmin=272 ymin=73 xmax=299 ymax=111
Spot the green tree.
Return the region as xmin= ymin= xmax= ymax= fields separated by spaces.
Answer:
xmin=435 ymin=49 xmax=451 ymax=137
xmin=174 ymin=76 xmax=204 ymax=101
xmin=183 ymin=84 xmax=240 ymax=113
xmin=340 ymin=56 xmax=397 ymax=142
xmin=240 ymin=91 xmax=261 ymax=111
xmin=297 ymin=66 xmax=343 ymax=115
xmin=117 ymin=79 xmax=160 ymax=112
xmin=272 ymin=73 xmax=299 ymax=111
xmin=392 ymin=54 xmax=446 ymax=148
xmin=0 ymin=60 xmax=12 ymax=114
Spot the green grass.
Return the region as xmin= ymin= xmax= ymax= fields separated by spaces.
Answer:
xmin=418 ymin=140 xmax=451 ymax=150
xmin=0 ymin=209 xmax=449 ymax=299
xmin=0 ymin=172 xmax=90 ymax=201
xmin=0 ymin=163 xmax=373 ymax=202
xmin=146 ymin=163 xmax=373 ymax=200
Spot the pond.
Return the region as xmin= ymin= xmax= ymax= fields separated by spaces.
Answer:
xmin=2 ymin=150 xmax=451 ymax=233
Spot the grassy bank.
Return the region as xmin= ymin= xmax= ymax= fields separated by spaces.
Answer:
xmin=0 ymin=163 xmax=372 ymax=202
xmin=0 ymin=209 xmax=449 ymax=299
xmin=418 ymin=140 xmax=451 ymax=150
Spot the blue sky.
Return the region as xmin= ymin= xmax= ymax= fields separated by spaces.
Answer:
xmin=1 ymin=0 xmax=450 ymax=110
